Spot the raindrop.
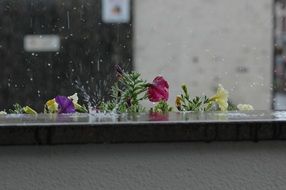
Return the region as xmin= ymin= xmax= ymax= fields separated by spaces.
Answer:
xmin=97 ymin=61 xmax=100 ymax=71
xmin=67 ymin=11 xmax=70 ymax=29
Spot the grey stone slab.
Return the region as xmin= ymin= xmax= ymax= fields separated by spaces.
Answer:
xmin=0 ymin=111 xmax=286 ymax=145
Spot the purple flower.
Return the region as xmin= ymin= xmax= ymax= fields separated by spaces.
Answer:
xmin=55 ymin=96 xmax=76 ymax=114
xmin=147 ymin=76 xmax=169 ymax=102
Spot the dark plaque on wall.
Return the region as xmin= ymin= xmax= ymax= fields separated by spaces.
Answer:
xmin=0 ymin=0 xmax=133 ymax=110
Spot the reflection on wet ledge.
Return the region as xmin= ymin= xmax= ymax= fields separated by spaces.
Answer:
xmin=0 ymin=111 xmax=286 ymax=126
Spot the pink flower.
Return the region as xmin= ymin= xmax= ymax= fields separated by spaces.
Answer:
xmin=147 ymin=76 xmax=169 ymax=102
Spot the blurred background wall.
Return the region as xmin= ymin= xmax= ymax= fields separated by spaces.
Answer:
xmin=134 ymin=0 xmax=273 ymax=110
xmin=2 ymin=142 xmax=286 ymax=190
xmin=0 ymin=0 xmax=133 ymax=110
xmin=0 ymin=0 xmax=278 ymax=110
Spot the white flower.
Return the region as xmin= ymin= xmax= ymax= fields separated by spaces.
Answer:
xmin=68 ymin=93 xmax=87 ymax=113
xmin=0 ymin=111 xmax=7 ymax=114
xmin=237 ymin=104 xmax=254 ymax=111
xmin=68 ymin=93 xmax=79 ymax=104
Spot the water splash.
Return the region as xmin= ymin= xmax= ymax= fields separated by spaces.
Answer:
xmin=74 ymin=79 xmax=98 ymax=110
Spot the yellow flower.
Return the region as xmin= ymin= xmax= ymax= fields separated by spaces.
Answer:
xmin=237 ymin=104 xmax=254 ymax=111
xmin=209 ymin=84 xmax=229 ymax=111
xmin=23 ymin=106 xmax=37 ymax=115
xmin=175 ymin=95 xmax=182 ymax=111
xmin=44 ymin=99 xmax=58 ymax=113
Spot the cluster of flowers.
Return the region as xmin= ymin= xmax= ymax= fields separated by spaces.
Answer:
xmin=0 ymin=65 xmax=253 ymax=115
xmin=0 ymin=93 xmax=88 ymax=115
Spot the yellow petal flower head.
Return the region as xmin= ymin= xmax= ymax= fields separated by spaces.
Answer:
xmin=237 ymin=104 xmax=254 ymax=111
xmin=175 ymin=95 xmax=182 ymax=111
xmin=209 ymin=84 xmax=229 ymax=111
xmin=44 ymin=98 xmax=58 ymax=113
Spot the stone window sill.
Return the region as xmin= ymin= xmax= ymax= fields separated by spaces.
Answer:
xmin=0 ymin=111 xmax=285 ymax=145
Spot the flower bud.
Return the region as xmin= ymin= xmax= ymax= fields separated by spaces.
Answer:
xmin=175 ymin=96 xmax=182 ymax=111
xmin=181 ymin=84 xmax=189 ymax=96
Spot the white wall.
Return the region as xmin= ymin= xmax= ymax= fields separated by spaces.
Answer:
xmin=1 ymin=142 xmax=286 ymax=190
xmin=134 ymin=0 xmax=273 ymax=110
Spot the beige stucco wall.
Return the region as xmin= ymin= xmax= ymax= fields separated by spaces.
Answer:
xmin=134 ymin=0 xmax=273 ymax=110
xmin=2 ymin=142 xmax=286 ymax=190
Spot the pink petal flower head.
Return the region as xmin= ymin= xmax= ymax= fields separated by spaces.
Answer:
xmin=147 ymin=76 xmax=169 ymax=102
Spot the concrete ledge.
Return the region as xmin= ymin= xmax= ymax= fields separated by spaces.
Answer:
xmin=0 ymin=111 xmax=285 ymax=145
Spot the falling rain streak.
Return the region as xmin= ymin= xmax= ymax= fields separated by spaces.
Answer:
xmin=66 ymin=11 xmax=70 ymax=29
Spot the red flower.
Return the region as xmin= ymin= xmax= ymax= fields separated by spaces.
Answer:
xmin=147 ymin=76 xmax=169 ymax=102
xmin=149 ymin=112 xmax=169 ymax=121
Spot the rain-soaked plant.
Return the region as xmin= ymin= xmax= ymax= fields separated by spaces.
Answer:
xmin=99 ymin=65 xmax=149 ymax=113
xmin=175 ymin=84 xmax=212 ymax=112
xmin=0 ymin=65 xmax=254 ymax=115
xmin=175 ymin=84 xmax=229 ymax=112
xmin=8 ymin=103 xmax=37 ymax=114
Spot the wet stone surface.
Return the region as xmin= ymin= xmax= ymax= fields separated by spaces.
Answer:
xmin=0 ymin=111 xmax=286 ymax=145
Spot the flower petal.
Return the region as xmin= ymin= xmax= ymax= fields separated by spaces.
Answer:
xmin=153 ymin=76 xmax=169 ymax=89
xmin=55 ymin=96 xmax=76 ymax=114
xmin=68 ymin=93 xmax=79 ymax=104
xmin=147 ymin=76 xmax=169 ymax=102
xmin=44 ymin=99 xmax=58 ymax=113
xmin=209 ymin=84 xmax=229 ymax=111
xmin=237 ymin=104 xmax=254 ymax=111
